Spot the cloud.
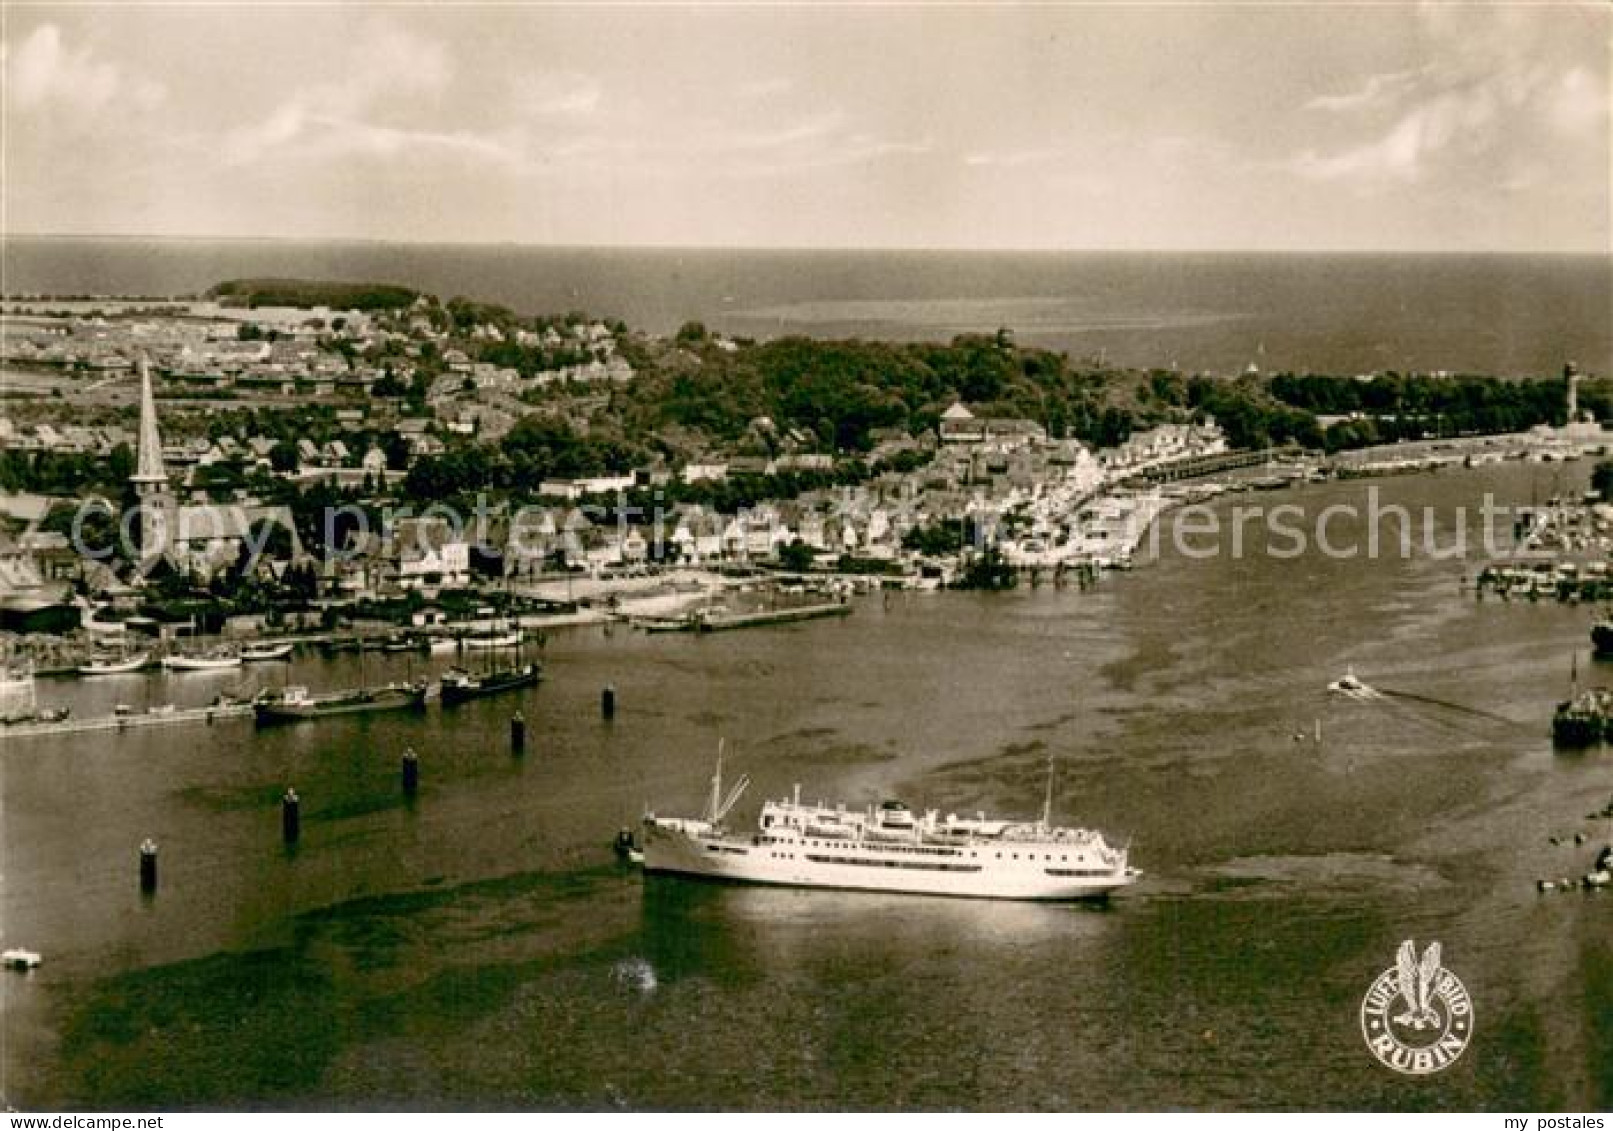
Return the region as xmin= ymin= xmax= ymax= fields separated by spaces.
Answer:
xmin=964 ymin=147 xmax=1059 ymax=169
xmin=223 ymin=18 xmax=452 ymax=165
xmin=1282 ymin=7 xmax=1604 ymax=186
xmin=1303 ymin=69 xmax=1423 ymax=114
xmin=3 ymin=24 xmax=164 ymax=118
xmin=1545 ymin=66 xmax=1608 ymax=136
xmin=516 ymin=72 xmax=603 ymax=117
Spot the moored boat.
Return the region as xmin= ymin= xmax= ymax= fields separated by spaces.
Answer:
xmin=439 ymin=661 xmax=541 ymax=705
xmin=253 ymin=681 xmax=429 ymax=725
xmin=461 ymin=629 xmax=521 ymax=650
xmin=241 ymin=642 xmax=294 ymax=662
xmin=78 ymin=652 xmax=151 ymax=676
xmin=162 ymin=649 xmax=242 ymax=672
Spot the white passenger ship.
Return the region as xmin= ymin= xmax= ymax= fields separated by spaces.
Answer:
xmin=642 ymin=753 xmax=1139 ymax=901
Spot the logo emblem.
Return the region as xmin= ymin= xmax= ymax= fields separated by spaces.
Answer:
xmin=1360 ymin=939 xmax=1473 ymax=1075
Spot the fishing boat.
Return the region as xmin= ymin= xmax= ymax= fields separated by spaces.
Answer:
xmin=427 ymin=635 xmax=462 ymax=655
xmin=439 ymin=661 xmax=541 ymax=705
xmin=162 ymin=649 xmax=242 ymax=672
xmin=253 ymin=681 xmax=429 ymax=725
xmin=78 ymin=651 xmax=151 ymax=676
xmin=642 ymin=751 xmax=1139 ymax=901
xmin=240 ymin=642 xmax=294 ymax=662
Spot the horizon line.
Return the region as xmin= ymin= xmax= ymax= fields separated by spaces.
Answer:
xmin=3 ymin=232 xmax=1609 ymax=258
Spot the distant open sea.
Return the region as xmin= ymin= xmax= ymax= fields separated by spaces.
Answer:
xmin=3 ymin=237 xmax=1609 ymax=377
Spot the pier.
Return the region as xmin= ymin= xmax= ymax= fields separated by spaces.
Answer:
xmin=1119 ymin=447 xmax=1296 ymax=486
xmin=0 ymin=700 xmax=255 ymax=740
xmin=638 ymin=601 xmax=852 ymax=634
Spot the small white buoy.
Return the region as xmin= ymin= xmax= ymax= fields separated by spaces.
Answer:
xmin=1538 ymin=879 xmax=1556 ymax=893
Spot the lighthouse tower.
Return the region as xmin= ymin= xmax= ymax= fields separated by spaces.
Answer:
xmin=130 ymin=356 xmax=172 ymax=566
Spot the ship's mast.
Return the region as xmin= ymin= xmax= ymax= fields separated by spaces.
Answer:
xmin=1041 ymin=755 xmax=1055 ymax=829
xmin=707 ymin=739 xmax=725 ymax=822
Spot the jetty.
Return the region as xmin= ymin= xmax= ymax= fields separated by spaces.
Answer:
xmin=0 ymin=700 xmax=255 ymax=741
xmin=637 ymin=600 xmax=852 ymax=634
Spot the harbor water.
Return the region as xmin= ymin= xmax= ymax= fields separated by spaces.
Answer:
xmin=3 ymin=462 xmax=1611 ymax=1109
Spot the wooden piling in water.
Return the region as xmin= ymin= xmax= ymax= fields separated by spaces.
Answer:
xmin=139 ymin=839 xmax=158 ymax=893
xmin=282 ymin=788 xmax=300 ymax=844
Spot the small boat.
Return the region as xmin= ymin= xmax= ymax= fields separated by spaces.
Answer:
xmin=162 ymin=650 xmax=242 ymax=672
xmin=427 ymin=635 xmax=461 ymax=655
xmin=461 ymin=630 xmax=521 ymax=650
xmin=240 ymin=642 xmax=293 ymax=663
xmin=439 ymin=661 xmax=541 ymax=705
xmin=1327 ymin=667 xmax=1381 ymax=699
xmin=1328 ymin=668 xmax=1366 ymax=694
xmin=381 ymin=633 xmax=428 ymax=654
xmin=78 ymin=652 xmax=151 ymax=676
xmin=1 ymin=949 xmax=41 ymax=971
xmin=254 ymin=681 xmax=429 ymax=725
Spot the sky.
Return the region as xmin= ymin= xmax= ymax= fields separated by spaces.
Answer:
xmin=1 ymin=2 xmax=1609 ymax=252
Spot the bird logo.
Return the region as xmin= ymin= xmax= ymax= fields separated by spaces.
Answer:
xmin=1360 ymin=938 xmax=1473 ymax=1075
xmin=1391 ymin=939 xmax=1443 ymax=1031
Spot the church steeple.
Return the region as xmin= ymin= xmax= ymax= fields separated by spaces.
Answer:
xmin=132 ymin=355 xmax=168 ymax=491
xmin=131 ymin=355 xmax=171 ymax=565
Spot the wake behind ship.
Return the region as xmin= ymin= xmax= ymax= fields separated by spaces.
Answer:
xmin=642 ymin=755 xmax=1139 ymax=901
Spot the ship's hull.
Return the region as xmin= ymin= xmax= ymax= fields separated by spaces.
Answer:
xmin=241 ymin=644 xmax=293 ymax=662
xmin=254 ymin=687 xmax=427 ymax=724
xmin=78 ymin=654 xmax=150 ymax=675
xmin=641 ymin=822 xmax=1136 ymax=901
xmin=163 ymin=656 xmax=242 ymax=672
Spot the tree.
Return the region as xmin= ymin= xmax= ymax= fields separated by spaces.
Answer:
xmin=778 ymin=539 xmax=815 ymax=573
xmin=956 ymin=544 xmax=1016 ymax=591
xmin=1594 ymin=461 xmax=1613 ymax=502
